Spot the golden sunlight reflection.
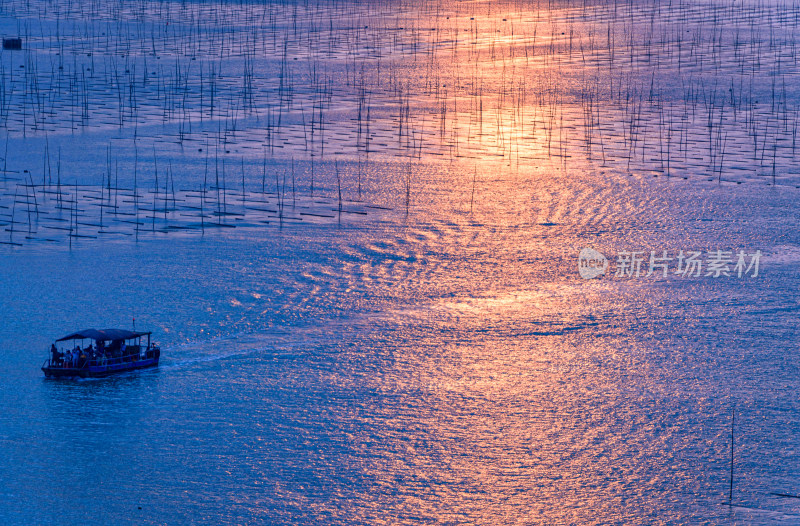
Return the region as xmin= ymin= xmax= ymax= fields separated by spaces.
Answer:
xmin=3 ymin=0 xmax=797 ymax=523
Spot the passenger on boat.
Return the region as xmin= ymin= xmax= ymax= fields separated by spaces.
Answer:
xmin=50 ymin=344 xmax=59 ymax=366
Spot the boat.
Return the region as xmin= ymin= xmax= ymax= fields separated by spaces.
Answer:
xmin=42 ymin=328 xmax=160 ymax=378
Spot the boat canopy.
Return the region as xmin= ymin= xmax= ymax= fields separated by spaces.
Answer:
xmin=55 ymin=329 xmax=151 ymax=342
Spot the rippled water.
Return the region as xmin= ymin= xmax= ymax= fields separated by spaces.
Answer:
xmin=2 ymin=163 xmax=800 ymax=524
xmin=3 ymin=0 xmax=800 ymax=524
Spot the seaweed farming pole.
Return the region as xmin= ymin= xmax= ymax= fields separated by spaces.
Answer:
xmin=152 ymin=148 xmax=158 ymax=232
xmin=275 ymin=163 xmax=284 ymax=221
xmin=241 ymin=157 xmax=246 ymax=212
xmin=70 ymin=180 xmax=77 ymax=249
xmin=2 ymin=134 xmax=8 ymax=182
xmin=99 ymin=171 xmax=105 ymax=232
xmin=404 ymin=162 xmax=410 ymax=215
xmin=215 ymin=144 xmax=222 ymax=225
xmin=335 ymin=160 xmax=342 ymax=215
xmin=114 ymin=159 xmax=119 ymax=216
xmin=470 ymin=166 xmax=476 ymax=214
xmin=134 ymin=145 xmax=139 ymax=241
xmin=43 ymin=136 xmax=51 ymax=187
xmin=164 ymin=161 xmax=171 ymax=222
xmin=27 ymin=171 xmax=39 ymax=220
xmin=728 ymin=406 xmax=735 ymax=505
xmin=221 ymin=157 xmax=228 ymax=215
xmin=356 ymin=155 xmax=362 ymax=200
xmin=261 ymin=148 xmax=266 ymax=195
xmin=202 ymin=146 xmax=208 ymax=235
xmin=310 ymin=156 xmax=315 ymax=197
xmin=8 ymin=186 xmax=17 ymax=244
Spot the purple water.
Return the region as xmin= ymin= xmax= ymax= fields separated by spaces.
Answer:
xmin=2 ymin=0 xmax=800 ymax=524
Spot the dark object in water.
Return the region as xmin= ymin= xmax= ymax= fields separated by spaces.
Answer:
xmin=772 ymin=493 xmax=800 ymax=499
xmin=42 ymin=328 xmax=161 ymax=378
xmin=3 ymin=38 xmax=22 ymax=50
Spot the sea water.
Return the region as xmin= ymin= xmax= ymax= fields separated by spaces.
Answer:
xmin=2 ymin=0 xmax=800 ymax=524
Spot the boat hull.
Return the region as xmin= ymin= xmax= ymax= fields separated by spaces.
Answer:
xmin=42 ymin=356 xmax=159 ymax=378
